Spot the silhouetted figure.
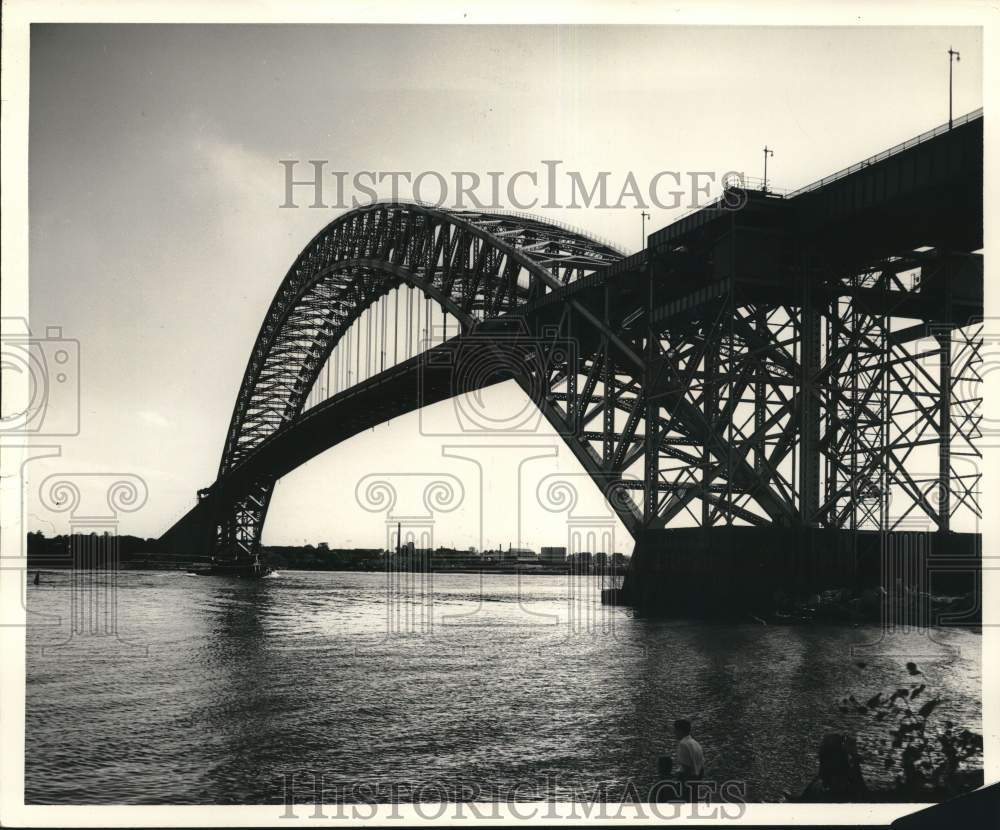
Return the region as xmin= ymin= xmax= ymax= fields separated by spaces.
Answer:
xmin=672 ymin=718 xmax=705 ymax=802
xmin=657 ymin=755 xmax=673 ymax=779
xmin=800 ymin=732 xmax=869 ymax=801
xmin=674 ymin=718 xmax=705 ymax=780
xmin=33 ymin=571 xmax=40 ymax=586
xmin=651 ymin=755 xmax=679 ymax=803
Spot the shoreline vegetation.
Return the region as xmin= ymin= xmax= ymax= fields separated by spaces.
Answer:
xmin=745 ymin=585 xmax=980 ymax=627
xmin=785 ymin=663 xmax=984 ymax=803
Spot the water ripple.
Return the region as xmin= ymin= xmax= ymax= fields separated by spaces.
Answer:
xmin=25 ymin=570 xmax=981 ymax=804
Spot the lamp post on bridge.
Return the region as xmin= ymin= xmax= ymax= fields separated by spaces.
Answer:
xmin=948 ymin=47 xmax=961 ymax=129
xmin=762 ymin=145 xmax=774 ymax=193
xmin=639 ymin=210 xmax=650 ymax=250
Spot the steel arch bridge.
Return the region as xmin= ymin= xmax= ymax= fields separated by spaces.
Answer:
xmin=166 ymin=201 xmax=646 ymax=567
xmin=163 ymin=112 xmax=983 ymax=609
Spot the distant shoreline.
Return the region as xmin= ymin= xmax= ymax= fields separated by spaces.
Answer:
xmin=26 ymin=534 xmax=625 ymax=575
xmin=27 ymin=564 xmax=614 ymax=576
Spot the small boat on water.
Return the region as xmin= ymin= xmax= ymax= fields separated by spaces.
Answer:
xmin=186 ymin=551 xmax=273 ymax=579
xmin=186 ymin=564 xmax=274 ymax=578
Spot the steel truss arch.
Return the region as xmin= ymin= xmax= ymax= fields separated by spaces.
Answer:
xmin=211 ymin=202 xmax=626 ymax=562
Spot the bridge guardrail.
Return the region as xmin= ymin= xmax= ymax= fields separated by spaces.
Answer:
xmin=647 ymin=107 xmax=983 ymax=245
xmin=787 ymin=107 xmax=983 ymax=198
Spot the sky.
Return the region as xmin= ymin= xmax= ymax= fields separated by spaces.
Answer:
xmin=25 ymin=24 xmax=983 ymax=549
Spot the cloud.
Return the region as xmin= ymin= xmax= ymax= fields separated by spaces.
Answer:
xmin=190 ymin=129 xmax=278 ymax=211
xmin=138 ymin=409 xmax=170 ymax=428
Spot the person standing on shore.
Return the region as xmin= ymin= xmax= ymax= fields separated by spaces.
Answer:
xmin=673 ymin=719 xmax=705 ymax=783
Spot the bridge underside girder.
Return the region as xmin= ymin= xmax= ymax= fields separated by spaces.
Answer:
xmin=635 ymin=254 xmax=982 ymax=537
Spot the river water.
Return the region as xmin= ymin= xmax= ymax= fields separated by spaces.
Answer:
xmin=25 ymin=569 xmax=981 ymax=804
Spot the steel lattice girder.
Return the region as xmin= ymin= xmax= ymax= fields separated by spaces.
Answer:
xmin=640 ymin=252 xmax=982 ymax=533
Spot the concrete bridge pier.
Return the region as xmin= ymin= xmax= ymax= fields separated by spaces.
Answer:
xmin=622 ymin=527 xmax=980 ymax=618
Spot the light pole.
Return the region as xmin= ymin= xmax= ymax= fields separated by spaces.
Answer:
xmin=762 ymin=145 xmax=774 ymax=193
xmin=640 ymin=210 xmax=650 ymax=249
xmin=948 ymin=47 xmax=961 ymax=129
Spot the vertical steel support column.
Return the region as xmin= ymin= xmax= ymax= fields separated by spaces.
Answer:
xmin=753 ymin=307 xmax=766 ymax=477
xmin=938 ymin=270 xmax=953 ymax=532
xmin=722 ymin=213 xmax=737 ymax=526
xmin=724 ymin=285 xmax=736 ymax=525
xmin=823 ymin=302 xmax=839 ymax=528
xmin=702 ymin=331 xmax=717 ymax=527
xmin=602 ymin=285 xmax=614 ymax=467
xmin=799 ymin=263 xmax=821 ymax=526
xmin=381 ymin=294 xmax=387 ymax=372
xmin=644 ymin=255 xmax=658 ymax=523
xmin=407 ymin=287 xmax=413 ymax=359
xmin=878 ymin=320 xmax=890 ymax=532
xmin=565 ymin=306 xmax=578 ymax=436
xmin=938 ymin=330 xmax=952 ymax=532
xmin=847 ymin=289 xmax=861 ymax=530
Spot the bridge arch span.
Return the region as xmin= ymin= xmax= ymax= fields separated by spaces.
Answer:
xmin=200 ymin=202 xmax=626 ymax=563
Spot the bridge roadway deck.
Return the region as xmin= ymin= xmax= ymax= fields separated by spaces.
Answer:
xmin=191 ymin=328 xmax=551 ymax=512
xmin=519 ymin=110 xmax=982 ymax=333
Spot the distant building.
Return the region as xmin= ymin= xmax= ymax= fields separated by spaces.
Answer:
xmin=540 ymin=546 xmax=567 ymax=563
xmin=501 ymin=547 xmax=535 ymax=561
xmin=429 ymin=547 xmax=469 ymax=568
